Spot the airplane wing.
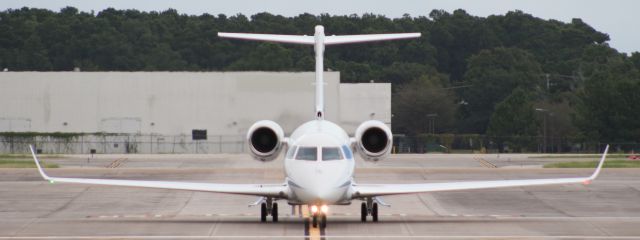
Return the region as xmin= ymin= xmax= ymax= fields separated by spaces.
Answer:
xmin=29 ymin=146 xmax=288 ymax=198
xmin=352 ymin=145 xmax=609 ymax=198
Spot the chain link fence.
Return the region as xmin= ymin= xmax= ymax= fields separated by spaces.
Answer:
xmin=0 ymin=134 xmax=245 ymax=154
xmin=393 ymin=134 xmax=639 ymax=154
xmin=1 ymin=133 xmax=637 ymax=154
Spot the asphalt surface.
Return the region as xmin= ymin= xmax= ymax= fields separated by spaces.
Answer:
xmin=1 ymin=153 xmax=639 ymax=239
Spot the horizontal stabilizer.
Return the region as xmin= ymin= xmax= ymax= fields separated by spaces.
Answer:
xmin=325 ymin=33 xmax=421 ymax=45
xmin=218 ymin=32 xmax=421 ymax=45
xmin=218 ymin=32 xmax=314 ymax=45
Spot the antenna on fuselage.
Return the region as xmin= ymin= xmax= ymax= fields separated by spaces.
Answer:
xmin=218 ymin=26 xmax=421 ymax=120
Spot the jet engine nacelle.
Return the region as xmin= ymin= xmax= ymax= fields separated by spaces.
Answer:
xmin=354 ymin=120 xmax=393 ymax=161
xmin=246 ymin=120 xmax=285 ymax=162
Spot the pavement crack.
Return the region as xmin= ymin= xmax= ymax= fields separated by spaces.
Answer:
xmin=39 ymin=186 xmax=90 ymax=218
xmin=417 ymin=193 xmax=448 ymax=216
xmin=12 ymin=217 xmax=38 ymax=236
xmin=524 ymin=190 xmax=574 ymax=217
xmin=626 ymin=184 xmax=640 ymax=196
xmin=207 ymin=217 xmax=220 ymax=236
xmin=174 ymin=191 xmax=195 ymax=217
xmin=587 ymin=220 xmax=613 ymax=237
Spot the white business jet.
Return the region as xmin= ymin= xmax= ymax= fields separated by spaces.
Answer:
xmin=30 ymin=25 xmax=609 ymax=229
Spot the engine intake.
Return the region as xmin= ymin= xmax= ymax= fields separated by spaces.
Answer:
xmin=355 ymin=120 xmax=392 ymax=161
xmin=247 ymin=120 xmax=285 ymax=161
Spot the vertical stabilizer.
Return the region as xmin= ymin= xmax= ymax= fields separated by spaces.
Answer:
xmin=218 ymin=26 xmax=421 ymax=120
xmin=313 ymin=26 xmax=326 ymax=119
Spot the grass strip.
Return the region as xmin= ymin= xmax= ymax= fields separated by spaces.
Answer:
xmin=0 ymin=159 xmax=59 ymax=168
xmin=544 ymin=160 xmax=640 ymax=168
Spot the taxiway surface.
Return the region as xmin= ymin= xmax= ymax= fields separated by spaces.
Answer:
xmin=1 ymin=153 xmax=639 ymax=239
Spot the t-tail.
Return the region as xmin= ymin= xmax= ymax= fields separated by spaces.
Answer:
xmin=218 ymin=26 xmax=421 ymax=120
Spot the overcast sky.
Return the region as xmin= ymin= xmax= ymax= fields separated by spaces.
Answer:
xmin=3 ymin=0 xmax=638 ymax=54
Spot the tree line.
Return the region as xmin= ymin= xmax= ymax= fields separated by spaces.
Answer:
xmin=1 ymin=7 xmax=639 ymax=151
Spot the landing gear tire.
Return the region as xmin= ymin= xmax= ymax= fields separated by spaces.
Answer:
xmin=312 ymin=214 xmax=318 ymax=228
xmin=320 ymin=214 xmax=327 ymax=228
xmin=372 ymin=203 xmax=379 ymax=222
xmin=360 ymin=202 xmax=367 ymax=222
xmin=260 ymin=203 xmax=267 ymax=222
xmin=271 ymin=203 xmax=279 ymax=222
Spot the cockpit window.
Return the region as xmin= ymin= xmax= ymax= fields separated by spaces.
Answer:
xmin=341 ymin=145 xmax=353 ymax=159
xmin=322 ymin=147 xmax=343 ymax=161
xmin=295 ymin=147 xmax=317 ymax=161
xmin=286 ymin=146 xmax=297 ymax=159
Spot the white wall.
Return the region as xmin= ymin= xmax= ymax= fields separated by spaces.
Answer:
xmin=339 ymin=83 xmax=392 ymax=133
xmin=0 ymin=72 xmax=390 ymax=136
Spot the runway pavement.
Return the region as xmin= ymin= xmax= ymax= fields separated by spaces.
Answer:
xmin=1 ymin=153 xmax=639 ymax=239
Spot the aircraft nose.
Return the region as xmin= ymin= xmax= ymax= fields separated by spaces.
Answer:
xmin=308 ymin=187 xmax=333 ymax=203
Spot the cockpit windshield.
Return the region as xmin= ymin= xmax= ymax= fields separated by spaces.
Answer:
xmin=295 ymin=147 xmax=317 ymax=161
xmin=286 ymin=146 xmax=297 ymax=159
xmin=292 ymin=146 xmax=349 ymax=161
xmin=322 ymin=147 xmax=343 ymax=161
xmin=341 ymin=145 xmax=353 ymax=159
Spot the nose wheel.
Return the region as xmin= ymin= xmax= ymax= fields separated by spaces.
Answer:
xmin=260 ymin=201 xmax=279 ymax=222
xmin=312 ymin=212 xmax=327 ymax=229
xmin=360 ymin=201 xmax=378 ymax=222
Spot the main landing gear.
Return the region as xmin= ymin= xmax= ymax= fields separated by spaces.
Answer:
xmin=260 ymin=198 xmax=279 ymax=222
xmin=360 ymin=199 xmax=378 ymax=222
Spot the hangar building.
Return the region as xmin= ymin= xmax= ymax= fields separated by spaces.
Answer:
xmin=0 ymin=72 xmax=390 ymax=154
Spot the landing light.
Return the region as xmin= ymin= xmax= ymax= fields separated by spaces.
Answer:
xmin=321 ymin=205 xmax=328 ymax=214
xmin=311 ymin=205 xmax=318 ymax=214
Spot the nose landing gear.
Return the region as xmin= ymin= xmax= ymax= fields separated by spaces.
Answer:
xmin=312 ymin=212 xmax=327 ymax=228
xmin=311 ymin=204 xmax=328 ymax=228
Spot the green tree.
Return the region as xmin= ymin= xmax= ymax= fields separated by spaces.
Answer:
xmin=227 ymin=43 xmax=293 ymax=70
xmin=458 ymin=47 xmax=543 ymax=133
xmin=16 ymin=33 xmax=51 ymax=70
xmin=392 ymin=74 xmax=457 ymax=136
xmin=533 ymin=98 xmax=580 ymax=152
xmin=630 ymin=52 xmax=640 ymax=70
xmin=574 ymin=45 xmax=640 ymax=144
xmin=1 ymin=7 xmax=633 ymax=143
xmin=487 ymin=88 xmax=539 ymax=152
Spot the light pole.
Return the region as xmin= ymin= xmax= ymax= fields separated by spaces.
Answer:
xmin=426 ymin=113 xmax=438 ymax=134
xmin=535 ymin=108 xmax=548 ymax=153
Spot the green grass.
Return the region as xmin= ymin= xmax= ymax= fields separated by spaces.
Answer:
xmin=0 ymin=154 xmax=61 ymax=159
xmin=0 ymin=159 xmax=59 ymax=168
xmin=544 ymin=160 xmax=640 ymax=168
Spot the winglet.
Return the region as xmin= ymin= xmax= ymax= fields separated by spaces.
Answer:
xmin=29 ymin=145 xmax=52 ymax=181
xmin=587 ymin=144 xmax=609 ymax=182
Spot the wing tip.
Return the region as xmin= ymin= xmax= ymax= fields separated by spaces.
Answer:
xmin=588 ymin=144 xmax=609 ymax=180
xmin=29 ymin=145 xmax=52 ymax=181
